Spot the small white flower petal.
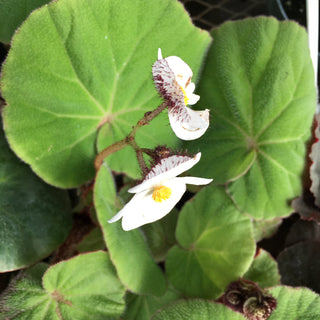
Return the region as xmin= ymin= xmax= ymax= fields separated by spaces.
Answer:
xmin=165 ymin=56 xmax=193 ymax=88
xmin=169 ymin=108 xmax=210 ymax=140
xmin=121 ymin=179 xmax=187 ymax=231
xmin=186 ymin=82 xmax=195 ymax=93
xmin=108 ymin=208 xmax=125 ymax=223
xmin=187 ymin=93 xmax=200 ymax=105
xmin=128 ymin=153 xmax=202 ymax=194
xmin=158 ymin=48 xmax=163 ymax=60
xmin=177 ymin=176 xmax=213 ymax=185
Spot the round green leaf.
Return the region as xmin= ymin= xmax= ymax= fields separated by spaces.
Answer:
xmin=94 ymin=163 xmax=166 ymax=296
xmin=0 ymin=263 xmax=50 ymax=320
xmin=0 ymin=0 xmax=51 ymax=43
xmin=1 ymin=252 xmax=126 ymax=320
xmin=1 ymin=0 xmax=211 ymax=188
xmin=269 ymin=286 xmax=320 ymax=320
xmin=0 ymin=124 xmax=72 ymax=272
xmin=151 ymin=300 xmax=246 ymax=320
xmin=244 ymin=249 xmax=280 ymax=288
xmin=186 ymin=17 xmax=316 ymax=219
xmin=166 ymin=246 xmax=218 ymax=298
xmin=166 ymin=185 xmax=255 ymax=298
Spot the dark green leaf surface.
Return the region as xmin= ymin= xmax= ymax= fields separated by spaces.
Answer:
xmin=1 ymin=0 xmax=211 ymax=187
xmin=151 ymin=300 xmax=246 ymax=320
xmin=166 ymin=186 xmax=255 ymax=298
xmin=310 ymin=114 xmax=320 ymax=207
xmin=187 ymin=17 xmax=316 ymax=219
xmin=76 ymin=227 xmax=105 ymax=253
xmin=269 ymin=286 xmax=320 ymax=320
xmin=123 ymin=288 xmax=180 ymax=320
xmin=0 ymin=124 xmax=71 ymax=272
xmin=277 ymin=240 xmax=320 ymax=293
xmin=0 ymin=252 xmax=126 ymax=320
xmin=94 ymin=163 xmax=166 ymax=296
xmin=244 ymin=249 xmax=280 ymax=288
xmin=0 ymin=0 xmax=51 ymax=43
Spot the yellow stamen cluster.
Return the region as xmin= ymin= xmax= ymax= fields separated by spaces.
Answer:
xmin=180 ymin=86 xmax=189 ymax=105
xmin=152 ymin=186 xmax=172 ymax=202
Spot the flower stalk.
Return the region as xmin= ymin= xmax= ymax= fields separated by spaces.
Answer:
xmin=94 ymin=102 xmax=167 ymax=171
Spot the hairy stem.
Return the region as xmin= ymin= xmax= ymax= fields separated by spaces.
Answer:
xmin=94 ymin=102 xmax=167 ymax=171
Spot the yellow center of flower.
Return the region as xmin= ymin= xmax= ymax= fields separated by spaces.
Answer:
xmin=180 ymin=86 xmax=189 ymax=105
xmin=152 ymin=186 xmax=172 ymax=202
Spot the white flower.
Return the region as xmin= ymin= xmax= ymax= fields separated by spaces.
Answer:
xmin=153 ymin=48 xmax=210 ymax=140
xmin=108 ymin=152 xmax=212 ymax=231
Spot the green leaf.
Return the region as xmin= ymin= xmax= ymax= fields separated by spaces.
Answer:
xmin=0 ymin=0 xmax=51 ymax=43
xmin=166 ymin=186 xmax=255 ymax=298
xmin=151 ymin=300 xmax=246 ymax=320
xmin=123 ymin=288 xmax=180 ymax=320
xmin=1 ymin=0 xmax=211 ymax=188
xmin=269 ymin=286 xmax=320 ymax=320
xmin=94 ymin=163 xmax=166 ymax=296
xmin=187 ymin=17 xmax=316 ymax=219
xmin=0 ymin=123 xmax=72 ymax=272
xmin=244 ymin=249 xmax=280 ymax=288
xmin=0 ymin=252 xmax=126 ymax=320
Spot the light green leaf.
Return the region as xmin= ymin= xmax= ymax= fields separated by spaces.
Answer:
xmin=166 ymin=186 xmax=255 ymax=298
xmin=166 ymin=246 xmax=217 ymax=298
xmin=0 ymin=0 xmax=51 ymax=43
xmin=244 ymin=249 xmax=281 ymax=288
xmin=0 ymin=123 xmax=72 ymax=272
xmin=186 ymin=17 xmax=316 ymax=219
xmin=123 ymin=288 xmax=180 ymax=320
xmin=151 ymin=300 xmax=246 ymax=320
xmin=269 ymin=286 xmax=320 ymax=320
xmin=94 ymin=163 xmax=166 ymax=296
xmin=1 ymin=0 xmax=211 ymax=187
xmin=0 ymin=252 xmax=126 ymax=320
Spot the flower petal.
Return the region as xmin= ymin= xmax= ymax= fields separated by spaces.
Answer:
xmin=158 ymin=48 xmax=163 ymax=60
xmin=128 ymin=153 xmax=201 ymax=194
xmin=169 ymin=108 xmax=210 ymax=140
xmin=107 ymin=208 xmax=125 ymax=224
xmin=165 ymin=56 xmax=193 ymax=88
xmin=177 ymin=176 xmax=213 ymax=185
xmin=186 ymin=82 xmax=195 ymax=93
xmin=187 ymin=93 xmax=200 ymax=105
xmin=117 ymin=179 xmax=187 ymax=231
xmin=184 ymin=83 xmax=200 ymax=105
